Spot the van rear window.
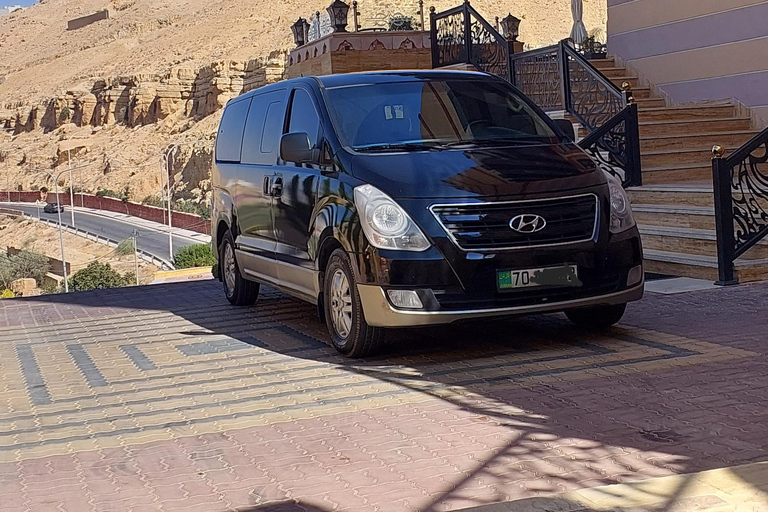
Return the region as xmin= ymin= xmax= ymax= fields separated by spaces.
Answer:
xmin=216 ymin=98 xmax=251 ymax=163
xmin=325 ymin=79 xmax=559 ymax=151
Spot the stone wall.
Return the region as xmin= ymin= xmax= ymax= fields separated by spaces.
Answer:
xmin=66 ymin=10 xmax=110 ymax=31
xmin=286 ymin=31 xmax=431 ymax=79
xmin=0 ymin=192 xmax=210 ymax=235
xmin=1 ymin=51 xmax=287 ymax=135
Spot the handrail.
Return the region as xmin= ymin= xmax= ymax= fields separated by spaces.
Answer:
xmin=465 ymin=3 xmax=509 ymax=80
xmin=430 ymin=3 xmax=643 ymax=188
xmin=578 ymin=104 xmax=642 ymax=187
xmin=712 ymin=127 xmax=768 ymax=285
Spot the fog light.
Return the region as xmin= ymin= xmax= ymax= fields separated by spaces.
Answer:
xmin=387 ymin=289 xmax=424 ymax=309
xmin=627 ymin=265 xmax=643 ymax=287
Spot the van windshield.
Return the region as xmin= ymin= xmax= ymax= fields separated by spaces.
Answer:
xmin=324 ymin=78 xmax=560 ymax=151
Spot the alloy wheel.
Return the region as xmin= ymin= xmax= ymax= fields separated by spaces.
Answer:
xmin=329 ymin=268 xmax=353 ymax=339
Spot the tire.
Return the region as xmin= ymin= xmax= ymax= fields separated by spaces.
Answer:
xmin=220 ymin=230 xmax=260 ymax=306
xmin=324 ymin=249 xmax=384 ymax=358
xmin=565 ymin=303 xmax=627 ymax=329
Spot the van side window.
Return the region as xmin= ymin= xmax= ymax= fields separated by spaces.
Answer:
xmin=260 ymin=102 xmax=284 ymax=154
xmin=215 ymin=98 xmax=251 ymax=163
xmin=287 ymin=89 xmax=321 ymax=148
xmin=241 ymin=90 xmax=285 ymax=166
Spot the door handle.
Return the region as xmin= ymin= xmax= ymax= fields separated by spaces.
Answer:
xmin=270 ymin=174 xmax=283 ymax=197
xmin=263 ymin=175 xmax=271 ymax=196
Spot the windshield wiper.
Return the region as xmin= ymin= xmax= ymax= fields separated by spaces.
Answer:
xmin=354 ymin=142 xmax=443 ymax=153
xmin=439 ymin=138 xmax=552 ymax=148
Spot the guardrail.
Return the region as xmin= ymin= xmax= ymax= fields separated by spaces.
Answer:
xmin=20 ymin=213 xmax=175 ymax=270
xmin=711 ymin=127 xmax=768 ymax=285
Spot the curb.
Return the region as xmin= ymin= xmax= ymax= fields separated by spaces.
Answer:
xmin=154 ymin=267 xmax=212 ymax=279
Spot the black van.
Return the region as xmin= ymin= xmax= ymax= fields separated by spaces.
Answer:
xmin=211 ymin=71 xmax=643 ymax=357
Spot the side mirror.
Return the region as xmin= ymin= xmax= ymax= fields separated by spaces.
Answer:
xmin=280 ymin=132 xmax=315 ymax=164
xmin=553 ymin=119 xmax=576 ymax=142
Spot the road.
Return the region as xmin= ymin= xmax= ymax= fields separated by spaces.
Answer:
xmin=9 ymin=203 xmax=200 ymax=264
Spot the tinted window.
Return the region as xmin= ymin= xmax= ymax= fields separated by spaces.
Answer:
xmin=261 ymin=102 xmax=284 ymax=154
xmin=324 ymin=79 xmax=558 ymax=150
xmin=288 ymin=89 xmax=321 ymax=148
xmin=241 ymin=90 xmax=285 ymax=165
xmin=215 ymin=98 xmax=251 ymax=163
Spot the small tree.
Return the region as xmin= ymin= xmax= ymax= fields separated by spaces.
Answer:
xmin=173 ymin=244 xmax=216 ymax=269
xmin=0 ymin=250 xmax=50 ymax=289
xmin=70 ymin=262 xmax=133 ymax=291
xmin=0 ymin=289 xmax=14 ymax=299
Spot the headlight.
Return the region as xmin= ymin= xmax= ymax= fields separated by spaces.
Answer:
xmin=354 ymin=184 xmax=430 ymax=251
xmin=605 ymin=172 xmax=636 ymax=233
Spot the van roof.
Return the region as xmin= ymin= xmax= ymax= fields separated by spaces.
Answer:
xmin=235 ymin=70 xmax=498 ymax=101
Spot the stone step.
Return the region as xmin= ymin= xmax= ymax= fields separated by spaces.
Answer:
xmin=640 ymin=130 xmax=759 ymax=152
xmin=587 ymin=58 xmax=616 ymax=69
xmin=638 ymin=104 xmax=737 ymax=122
xmin=641 ymin=146 xmax=735 ymax=168
xmin=628 ymin=184 xmax=714 ymax=207
xmin=633 ymin=204 xmax=715 ymax=230
xmin=635 ymin=98 xmax=667 ymax=109
xmin=631 ymin=87 xmax=652 ymax=100
xmin=639 ymin=117 xmax=752 ymax=137
xmin=642 ymin=162 xmax=713 ymax=184
xmin=640 ymin=226 xmax=768 ymax=260
xmin=596 ymin=66 xmax=632 ymax=79
xmin=644 ymin=249 xmax=768 ymax=282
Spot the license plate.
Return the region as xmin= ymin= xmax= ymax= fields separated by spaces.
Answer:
xmin=497 ymin=265 xmax=581 ymax=290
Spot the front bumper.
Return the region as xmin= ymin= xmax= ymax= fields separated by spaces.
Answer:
xmin=357 ymin=279 xmax=644 ymax=328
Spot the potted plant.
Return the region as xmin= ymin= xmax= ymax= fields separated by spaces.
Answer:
xmin=580 ymin=35 xmax=606 ymax=59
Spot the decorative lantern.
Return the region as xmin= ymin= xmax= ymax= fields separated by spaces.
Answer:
xmin=500 ymin=13 xmax=521 ymax=42
xmin=327 ymin=0 xmax=350 ymax=33
xmin=291 ymin=17 xmax=310 ymax=47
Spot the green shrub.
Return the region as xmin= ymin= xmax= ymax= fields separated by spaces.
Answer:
xmin=95 ymin=188 xmax=120 ymax=198
xmin=0 ymin=250 xmax=50 ymax=289
xmin=70 ymin=262 xmax=133 ymax=291
xmin=0 ymin=289 xmax=14 ymax=299
xmin=173 ymin=244 xmax=216 ymax=269
xmin=115 ymin=238 xmax=135 ymax=257
xmin=141 ymin=195 xmax=164 ymax=208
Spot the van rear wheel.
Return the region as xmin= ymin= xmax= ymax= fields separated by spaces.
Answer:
xmin=324 ymin=249 xmax=383 ymax=358
xmin=565 ymin=303 xmax=626 ymax=329
xmin=220 ymin=231 xmax=260 ymax=306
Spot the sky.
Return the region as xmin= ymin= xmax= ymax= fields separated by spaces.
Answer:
xmin=9 ymin=0 xmax=36 ymax=6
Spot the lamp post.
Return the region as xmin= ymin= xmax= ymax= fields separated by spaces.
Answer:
xmin=163 ymin=140 xmax=212 ymax=262
xmin=500 ymin=13 xmax=521 ymax=42
xmin=327 ymin=0 xmax=350 ymax=32
xmin=32 ymin=162 xmax=94 ymax=293
xmin=291 ymin=17 xmax=310 ymax=47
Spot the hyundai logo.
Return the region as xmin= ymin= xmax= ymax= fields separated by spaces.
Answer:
xmin=509 ymin=214 xmax=547 ymax=233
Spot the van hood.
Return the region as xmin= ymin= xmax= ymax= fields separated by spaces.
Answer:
xmin=347 ymin=143 xmax=604 ymax=199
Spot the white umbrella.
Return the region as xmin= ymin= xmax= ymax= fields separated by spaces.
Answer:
xmin=570 ymin=0 xmax=589 ymax=44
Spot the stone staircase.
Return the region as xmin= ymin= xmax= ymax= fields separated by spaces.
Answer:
xmin=587 ymin=57 xmax=768 ymax=282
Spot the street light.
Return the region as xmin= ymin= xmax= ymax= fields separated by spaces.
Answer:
xmin=163 ymin=140 xmax=212 ymax=262
xmin=32 ymin=162 xmax=95 ymax=293
xmin=291 ymin=17 xmax=310 ymax=47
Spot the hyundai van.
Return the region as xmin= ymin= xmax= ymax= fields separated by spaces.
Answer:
xmin=211 ymin=71 xmax=644 ymax=357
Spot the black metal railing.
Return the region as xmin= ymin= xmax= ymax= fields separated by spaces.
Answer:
xmin=431 ymin=5 xmax=642 ymax=188
xmin=578 ymin=104 xmax=641 ymax=187
xmin=430 ymin=2 xmax=510 ymax=80
xmin=712 ymin=127 xmax=768 ymax=285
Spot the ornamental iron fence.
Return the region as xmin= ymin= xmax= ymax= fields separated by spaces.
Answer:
xmin=712 ymin=128 xmax=768 ymax=284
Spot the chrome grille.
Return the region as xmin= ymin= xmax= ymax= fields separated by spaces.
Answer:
xmin=430 ymin=194 xmax=598 ymax=251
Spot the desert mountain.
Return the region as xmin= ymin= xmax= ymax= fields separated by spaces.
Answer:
xmin=0 ymin=0 xmax=606 ymax=206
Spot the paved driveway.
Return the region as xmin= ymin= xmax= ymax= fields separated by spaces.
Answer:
xmin=0 ymin=280 xmax=766 ymax=511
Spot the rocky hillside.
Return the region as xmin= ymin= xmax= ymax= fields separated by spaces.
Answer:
xmin=0 ymin=0 xmax=606 ymax=205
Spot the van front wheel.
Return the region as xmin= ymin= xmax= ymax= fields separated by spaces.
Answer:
xmin=324 ymin=249 xmax=383 ymax=358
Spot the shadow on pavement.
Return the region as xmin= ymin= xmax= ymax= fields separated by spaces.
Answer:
xmin=5 ymin=279 xmax=768 ymax=512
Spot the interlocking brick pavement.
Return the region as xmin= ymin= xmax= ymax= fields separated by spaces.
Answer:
xmin=0 ymin=279 xmax=766 ymax=511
